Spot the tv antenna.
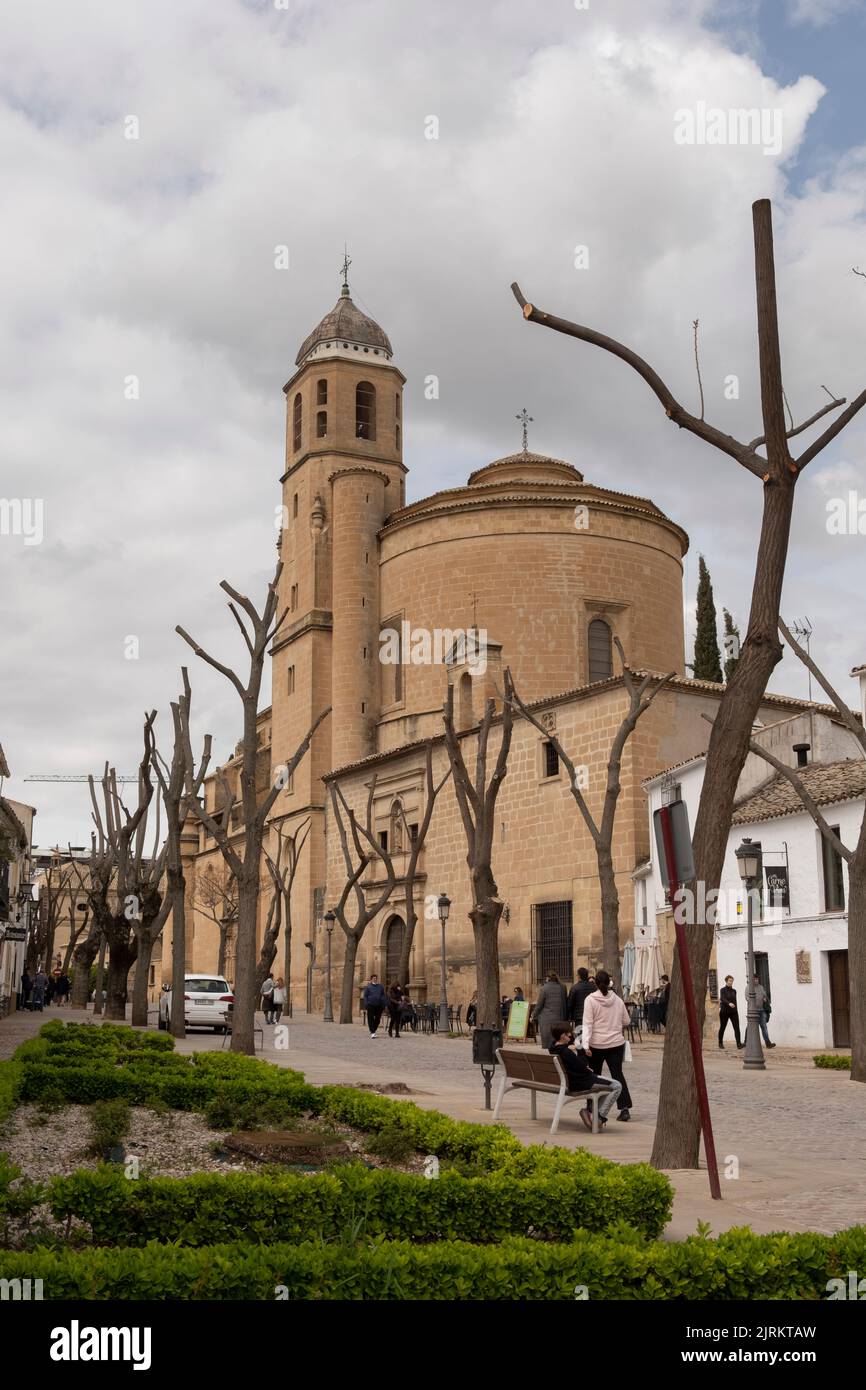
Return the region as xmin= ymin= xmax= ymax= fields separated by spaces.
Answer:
xmin=790 ymin=617 xmax=814 ymax=702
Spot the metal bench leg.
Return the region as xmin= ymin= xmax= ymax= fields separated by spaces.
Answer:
xmin=590 ymin=1093 xmax=600 ymax=1134
xmin=550 ymin=1084 xmax=566 ymax=1135
xmin=491 ymin=1074 xmax=509 ymax=1122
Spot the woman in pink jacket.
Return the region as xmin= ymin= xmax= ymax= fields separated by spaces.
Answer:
xmin=582 ymin=969 xmax=633 ymax=1121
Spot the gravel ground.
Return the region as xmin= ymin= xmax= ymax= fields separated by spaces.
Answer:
xmin=1 ymin=1104 xmax=246 ymax=1182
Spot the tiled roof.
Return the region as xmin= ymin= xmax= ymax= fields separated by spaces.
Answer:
xmin=295 ymin=291 xmax=392 ymax=364
xmin=732 ymin=759 xmax=866 ymax=825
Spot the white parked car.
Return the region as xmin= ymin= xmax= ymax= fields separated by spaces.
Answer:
xmin=158 ymin=975 xmax=234 ymax=1032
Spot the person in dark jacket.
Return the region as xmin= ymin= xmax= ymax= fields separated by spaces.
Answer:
xmin=387 ymin=981 xmax=404 ymax=1037
xmin=549 ymin=1022 xmax=621 ymax=1131
xmin=718 ymin=975 xmax=744 ymax=1049
xmin=658 ymin=975 xmax=670 ymax=1027
xmin=466 ymin=991 xmax=477 ymax=1029
xmin=20 ymin=970 xmax=33 ymax=1011
xmin=361 ymin=974 xmax=387 ymax=1036
xmin=531 ymin=972 xmax=568 ymax=1048
xmin=32 ymin=969 xmax=49 ymax=1011
xmin=566 ymin=968 xmax=595 ymax=1029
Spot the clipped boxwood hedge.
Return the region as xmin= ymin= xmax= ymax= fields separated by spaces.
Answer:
xmin=3 ymin=1226 xmax=866 ymax=1300
xmin=48 ymin=1153 xmax=672 ymax=1244
xmin=813 ymin=1054 xmax=851 ymax=1070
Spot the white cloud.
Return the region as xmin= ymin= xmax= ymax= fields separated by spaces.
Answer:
xmin=2 ymin=0 xmax=865 ymax=842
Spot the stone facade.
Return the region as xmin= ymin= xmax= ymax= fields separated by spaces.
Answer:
xmin=168 ymin=280 xmax=814 ymax=1014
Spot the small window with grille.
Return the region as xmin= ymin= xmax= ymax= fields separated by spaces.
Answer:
xmin=530 ymin=902 xmax=573 ymax=984
xmin=542 ymin=741 xmax=559 ymax=778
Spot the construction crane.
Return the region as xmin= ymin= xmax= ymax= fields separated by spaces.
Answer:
xmin=24 ymin=774 xmax=139 ymax=784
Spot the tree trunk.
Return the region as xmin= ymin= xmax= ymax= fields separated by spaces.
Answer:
xmin=70 ymin=925 xmax=101 ymax=1010
xmin=651 ymin=474 xmax=795 ymax=1169
xmin=130 ymin=931 xmax=154 ymax=1027
xmin=168 ymin=864 xmax=187 ymax=1040
xmin=598 ymin=845 xmax=621 ymax=990
xmin=470 ymin=867 xmax=503 ymax=1030
xmin=104 ymin=938 xmax=136 ymax=1021
xmin=397 ymin=907 xmax=416 ymax=990
xmin=339 ymin=933 xmax=360 ymax=1023
xmin=230 ymin=870 xmax=259 ymax=1055
xmin=218 ymin=927 xmax=228 ymax=979
xmin=848 ymin=836 xmax=866 ymax=1083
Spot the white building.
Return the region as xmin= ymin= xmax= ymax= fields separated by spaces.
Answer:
xmin=639 ymin=674 xmax=866 ymax=1050
xmin=0 ymin=757 xmax=37 ymax=1014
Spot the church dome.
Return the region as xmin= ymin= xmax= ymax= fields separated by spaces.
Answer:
xmin=295 ymin=285 xmax=393 ymax=366
xmin=467 ymin=451 xmax=583 ymax=487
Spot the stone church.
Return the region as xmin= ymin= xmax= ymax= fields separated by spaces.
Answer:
xmin=171 ymin=273 xmax=813 ymax=1013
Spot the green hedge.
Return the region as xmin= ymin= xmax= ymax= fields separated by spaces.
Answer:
xmin=3 ymin=1226 xmax=865 ymax=1300
xmin=0 ymin=1060 xmax=23 ymax=1129
xmin=813 ymin=1054 xmax=851 ymax=1070
xmin=48 ymin=1153 xmax=671 ymax=1244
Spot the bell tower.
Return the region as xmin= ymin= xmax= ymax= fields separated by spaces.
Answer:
xmin=269 ymin=262 xmax=406 ymax=1008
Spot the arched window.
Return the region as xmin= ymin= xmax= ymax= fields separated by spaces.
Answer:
xmin=316 ymin=379 xmax=328 ymax=405
xmin=316 ymin=410 xmax=327 ymax=438
xmin=292 ymin=393 xmax=302 ymax=452
xmin=588 ymin=619 xmax=613 ymax=683
xmin=356 ymin=381 xmax=376 ymax=440
xmin=458 ymin=671 xmax=473 ymax=730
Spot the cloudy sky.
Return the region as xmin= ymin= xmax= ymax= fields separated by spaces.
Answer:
xmin=2 ymin=0 xmax=865 ymax=847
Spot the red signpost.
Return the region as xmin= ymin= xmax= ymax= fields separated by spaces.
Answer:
xmin=657 ymin=802 xmax=722 ymax=1201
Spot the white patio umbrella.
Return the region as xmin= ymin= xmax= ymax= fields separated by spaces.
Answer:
xmin=621 ymin=940 xmax=636 ymax=994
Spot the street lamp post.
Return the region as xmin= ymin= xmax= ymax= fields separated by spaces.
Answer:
xmin=323 ymin=911 xmax=335 ymax=1023
xmin=437 ymin=893 xmax=451 ymax=1034
xmin=735 ymin=838 xmax=765 ymax=1071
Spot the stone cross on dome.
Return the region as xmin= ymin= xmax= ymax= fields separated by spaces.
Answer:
xmin=515 ymin=406 xmax=533 ymax=453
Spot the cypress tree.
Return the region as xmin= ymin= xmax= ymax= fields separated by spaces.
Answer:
xmin=722 ymin=608 xmax=741 ymax=682
xmin=693 ymin=555 xmax=723 ymax=682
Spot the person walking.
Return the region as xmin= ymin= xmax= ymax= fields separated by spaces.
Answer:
xmin=718 ymin=975 xmax=744 ymax=1049
xmin=271 ymin=977 xmax=287 ymax=1024
xmin=260 ymin=972 xmax=276 ymax=1023
xmin=752 ymin=975 xmax=776 ymax=1048
xmin=361 ymin=974 xmax=387 ymax=1037
xmin=32 ymin=968 xmax=49 ymax=1012
xmin=56 ymin=972 xmax=70 ymax=1006
xmin=466 ymin=991 xmax=478 ymax=1029
xmin=530 ymin=971 xmax=568 ymax=1049
xmin=20 ymin=970 xmax=33 ymax=1011
xmin=566 ymin=967 xmax=595 ymax=1036
xmin=582 ymin=969 xmax=633 ymax=1121
xmin=387 ymin=981 xmax=404 ymax=1038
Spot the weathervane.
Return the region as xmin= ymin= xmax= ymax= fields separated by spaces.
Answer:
xmin=515 ymin=407 xmax=533 ymax=453
xmin=340 ymin=245 xmax=352 ymax=294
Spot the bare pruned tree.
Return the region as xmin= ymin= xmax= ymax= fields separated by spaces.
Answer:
xmin=152 ymin=668 xmax=212 ymax=1037
xmin=28 ymin=857 xmax=74 ymax=974
xmin=176 ymin=560 xmax=330 ymax=1053
xmin=512 ymin=197 xmax=866 ymax=1169
xmin=328 ymin=775 xmax=398 ymax=1023
xmin=257 ymin=816 xmax=311 ymax=1004
xmin=392 ymin=745 xmax=451 ymax=988
xmin=194 ymin=863 xmax=238 ymax=979
xmin=84 ymin=715 xmax=167 ymax=1021
xmin=442 ymin=673 xmax=516 ymax=1030
xmin=744 ymin=620 xmax=866 ymax=1082
xmin=509 ymin=644 xmax=674 ymax=989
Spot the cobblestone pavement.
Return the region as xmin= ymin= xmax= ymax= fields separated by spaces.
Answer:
xmin=3 ymin=1004 xmax=865 ymax=1238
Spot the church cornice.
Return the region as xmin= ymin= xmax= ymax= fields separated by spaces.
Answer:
xmin=380 ymin=488 xmax=689 ymax=554
xmin=323 ymin=673 xmax=829 ymax=781
xmin=281 ymin=449 xmax=408 ymax=485
xmin=270 ymin=609 xmax=333 ymax=656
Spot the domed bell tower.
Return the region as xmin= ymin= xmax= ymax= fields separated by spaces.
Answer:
xmin=269 ymin=261 xmax=407 ymax=968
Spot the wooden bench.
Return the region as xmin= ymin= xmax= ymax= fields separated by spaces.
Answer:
xmin=492 ymin=1046 xmax=611 ymax=1135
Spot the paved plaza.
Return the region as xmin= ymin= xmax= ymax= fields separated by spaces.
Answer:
xmin=3 ymin=1006 xmax=864 ymax=1239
